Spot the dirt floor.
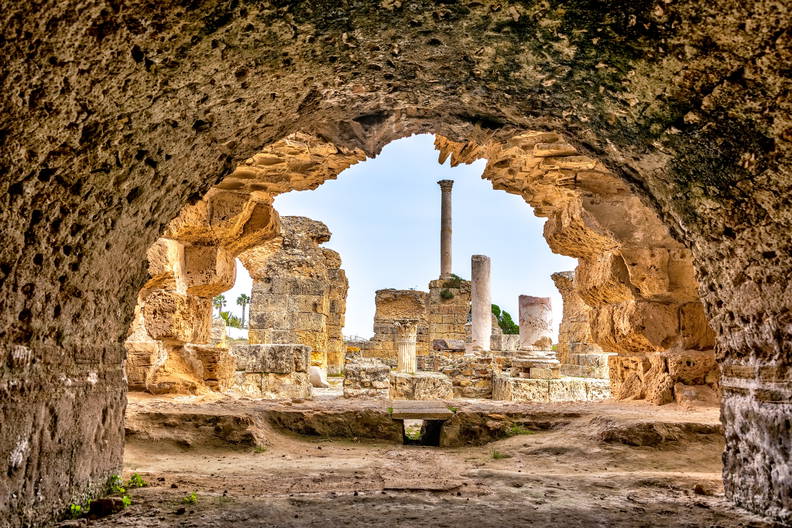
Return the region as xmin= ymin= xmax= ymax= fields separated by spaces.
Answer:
xmin=70 ymin=394 xmax=779 ymax=527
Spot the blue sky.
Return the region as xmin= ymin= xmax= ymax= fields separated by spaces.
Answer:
xmin=223 ymin=134 xmax=577 ymax=339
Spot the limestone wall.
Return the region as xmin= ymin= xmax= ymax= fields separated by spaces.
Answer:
xmin=362 ymin=289 xmax=430 ymax=364
xmin=125 ymin=192 xmax=280 ymax=394
xmin=427 ymin=278 xmax=471 ymax=346
xmin=239 ymin=217 xmax=348 ymax=372
xmin=551 ymin=271 xmax=611 ymax=379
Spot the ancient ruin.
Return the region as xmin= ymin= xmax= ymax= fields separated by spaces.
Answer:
xmin=239 ymin=216 xmax=348 ymax=373
xmin=1 ymin=1 xmax=789 ymax=526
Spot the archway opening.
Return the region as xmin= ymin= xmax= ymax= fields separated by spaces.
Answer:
xmin=114 ymin=129 xmax=737 ymax=528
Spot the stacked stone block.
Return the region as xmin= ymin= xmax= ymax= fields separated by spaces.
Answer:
xmin=230 ymin=343 xmax=311 ymax=399
xmin=427 ymin=277 xmax=470 ymax=347
xmin=389 ymin=372 xmax=454 ymax=400
xmin=343 ymin=359 xmax=391 ymax=398
xmin=492 ymin=370 xmax=611 ymax=402
xmin=362 ymin=289 xmax=430 ymax=362
xmin=240 ymin=217 xmax=347 ymax=372
xmin=440 ymin=356 xmax=497 ymax=399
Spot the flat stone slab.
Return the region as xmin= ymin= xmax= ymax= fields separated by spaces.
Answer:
xmin=389 ymin=400 xmax=453 ymax=420
xmin=231 ymin=343 xmax=311 ymax=374
xmin=512 ymin=357 xmax=560 ymax=368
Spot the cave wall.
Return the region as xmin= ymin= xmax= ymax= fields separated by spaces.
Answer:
xmin=0 ymin=0 xmax=788 ymax=525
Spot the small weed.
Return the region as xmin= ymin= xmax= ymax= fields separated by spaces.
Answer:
xmin=121 ymin=495 xmax=132 ymax=508
xmin=443 ymin=275 xmax=464 ymax=289
xmin=386 ymin=407 xmax=393 ymax=415
xmin=448 ymin=406 xmax=458 ymax=413
xmin=69 ymin=503 xmax=87 ymax=519
xmin=404 ymin=424 xmax=422 ymax=441
xmin=127 ymin=473 xmax=148 ymax=488
xmin=108 ymin=474 xmax=126 ymax=495
xmin=507 ymin=424 xmax=536 ymax=437
xmin=253 ymin=446 xmax=267 ymax=454
xmin=491 ymin=450 xmax=512 ymax=460
xmin=183 ymin=492 xmax=198 ymax=505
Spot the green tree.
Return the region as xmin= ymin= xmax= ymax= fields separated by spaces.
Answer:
xmin=492 ymin=304 xmax=519 ymax=334
xmin=213 ymin=295 xmax=226 ymax=317
xmin=236 ymin=293 xmax=250 ymax=328
xmin=220 ymin=311 xmax=243 ymax=329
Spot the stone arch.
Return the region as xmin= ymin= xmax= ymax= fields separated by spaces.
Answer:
xmin=1 ymin=1 xmax=788 ymax=525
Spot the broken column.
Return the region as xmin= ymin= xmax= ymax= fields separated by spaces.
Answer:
xmin=394 ymin=319 xmax=419 ymax=374
xmin=470 ymin=255 xmax=492 ymax=353
xmin=438 ymin=179 xmax=454 ymax=279
xmin=519 ymin=295 xmax=553 ymax=350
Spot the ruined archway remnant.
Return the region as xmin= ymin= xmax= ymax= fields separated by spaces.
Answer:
xmin=125 ymin=190 xmax=280 ymax=394
xmin=2 ymin=1 xmax=789 ymax=524
xmin=552 ymin=271 xmax=611 ymax=380
xmin=238 ymin=216 xmax=348 ymax=373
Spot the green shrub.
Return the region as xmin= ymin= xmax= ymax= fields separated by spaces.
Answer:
xmin=69 ymin=503 xmax=87 ymax=519
xmin=127 ymin=473 xmax=148 ymax=489
xmin=108 ymin=474 xmax=126 ymax=495
xmin=442 ymin=274 xmax=464 ymax=289
xmin=492 ymin=304 xmax=519 ymax=334
xmin=440 ymin=288 xmax=454 ymax=300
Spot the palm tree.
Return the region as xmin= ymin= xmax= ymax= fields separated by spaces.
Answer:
xmin=213 ymin=294 xmax=226 ymax=318
xmin=236 ymin=293 xmax=250 ymax=328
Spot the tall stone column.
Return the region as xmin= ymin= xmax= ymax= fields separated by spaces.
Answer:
xmin=438 ymin=179 xmax=454 ymax=279
xmin=394 ymin=319 xmax=418 ymax=373
xmin=470 ymin=255 xmax=492 ymax=353
xmin=519 ymin=295 xmax=553 ymax=350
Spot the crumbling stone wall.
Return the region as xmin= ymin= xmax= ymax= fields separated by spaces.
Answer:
xmin=362 ymin=289 xmax=430 ymax=364
xmin=239 ymin=217 xmax=347 ymax=371
xmin=552 ymin=271 xmax=611 ymax=379
xmin=324 ymin=250 xmax=349 ymax=376
xmin=1 ymin=1 xmax=789 ymax=524
xmin=427 ymin=278 xmax=471 ymax=346
xmin=230 ymin=343 xmax=311 ymax=399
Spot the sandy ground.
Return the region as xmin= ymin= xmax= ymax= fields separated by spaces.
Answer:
xmin=76 ymin=395 xmax=779 ymax=528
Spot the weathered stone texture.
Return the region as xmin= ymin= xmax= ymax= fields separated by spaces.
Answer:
xmin=1 ymin=0 xmax=789 ymax=524
xmin=389 ymin=372 xmax=454 ymax=400
xmin=230 ymin=343 xmax=311 ymax=399
xmin=518 ymin=295 xmax=553 ymax=350
xmin=608 ymin=351 xmax=719 ymax=406
xmin=427 ymin=278 xmax=471 ymax=347
xmin=551 ymin=271 xmax=602 ymax=364
xmin=439 ymin=356 xmax=496 ymax=399
xmin=343 ymin=359 xmax=391 ymax=399
xmin=239 ymin=216 xmax=347 ymax=371
xmin=493 ymin=371 xmax=611 ymax=403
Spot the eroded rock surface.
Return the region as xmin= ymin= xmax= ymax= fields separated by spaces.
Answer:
xmin=239 ymin=216 xmax=348 ymax=372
